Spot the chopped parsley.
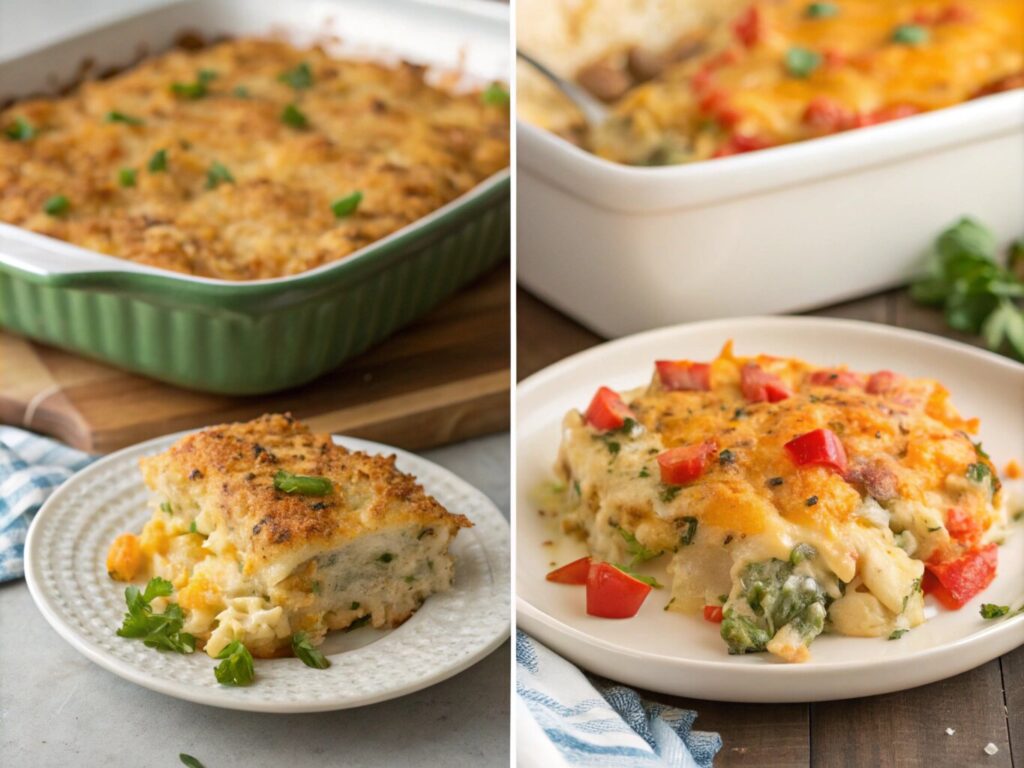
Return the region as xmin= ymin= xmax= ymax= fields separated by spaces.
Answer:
xmin=311 ymin=581 xmax=321 ymax=594
xmin=980 ymin=603 xmax=1010 ymax=619
xmin=291 ymin=632 xmax=331 ymax=669
xmin=148 ymin=148 xmax=168 ymax=172
xmin=160 ymin=501 xmax=173 ymax=514
xmin=350 ymin=601 xmax=360 ymax=610
xmin=205 ymin=161 xmax=234 ymax=189
xmin=214 ymin=640 xmax=254 ymax=686
xmin=43 ymin=195 xmax=70 ymax=216
xmin=617 ymin=526 xmax=661 ymax=565
xmin=892 ymin=24 xmax=929 ymax=45
xmin=612 ymin=564 xmax=662 ymax=588
xmin=179 ymin=755 xmax=206 ymax=768
xmin=281 ymin=103 xmax=309 ymax=129
xmin=638 ymin=466 xmax=650 ymax=478
xmin=888 ymin=628 xmax=908 ymax=641
xmin=116 ymin=577 xmax=196 ymax=654
xmin=718 ymin=449 xmax=736 ymax=465
xmin=105 ymin=110 xmax=144 ymax=126
xmin=4 ymin=116 xmax=35 ymax=141
xmin=804 ymin=2 xmax=838 ymax=18
xmin=118 ymin=168 xmax=137 ymax=188
xmin=346 ymin=615 xmax=371 ymax=631
xmin=966 ymin=462 xmax=991 ymax=484
xmin=378 ymin=552 xmax=395 ymax=563
xmin=659 ymin=485 xmax=682 ymax=503
xmin=279 ymin=62 xmax=314 ymax=90
xmin=274 ymin=469 xmax=332 ymax=495
xmin=732 ymin=408 xmax=747 ymax=420
xmin=188 ymin=520 xmax=198 ymax=533
xmin=677 ymin=516 xmax=698 ymax=546
xmin=481 ymin=82 xmax=509 ymax=106
xmin=785 ymin=47 xmax=822 ymax=78
xmin=332 ymin=190 xmax=363 ymax=218
xmin=973 ymin=441 xmax=990 ymax=460
xmin=171 ymin=69 xmax=217 ymax=99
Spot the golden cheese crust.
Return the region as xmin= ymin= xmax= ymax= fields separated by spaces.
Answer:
xmin=0 ymin=38 xmax=509 ymax=279
xmin=140 ymin=413 xmax=470 ymax=569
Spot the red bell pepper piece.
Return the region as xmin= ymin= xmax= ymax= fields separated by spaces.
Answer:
xmin=866 ymin=370 xmax=904 ymax=394
xmin=923 ymin=544 xmax=998 ymax=609
xmin=784 ymin=428 xmax=848 ymax=474
xmin=655 ymin=360 xmax=712 ymax=392
xmin=733 ymin=4 xmax=762 ymax=48
xmin=585 ymin=387 xmax=633 ymax=431
xmin=546 ymin=556 xmax=592 ymax=585
xmin=703 ymin=605 xmax=724 ymax=623
xmin=803 ymin=96 xmax=854 ymax=134
xmin=586 ymin=562 xmax=652 ymax=619
xmin=944 ymin=508 xmax=981 ymax=546
xmin=657 ymin=441 xmax=718 ymax=485
xmin=740 ymin=364 xmax=792 ymax=403
xmin=808 ymin=369 xmax=863 ymax=389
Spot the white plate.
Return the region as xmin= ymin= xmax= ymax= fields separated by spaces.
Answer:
xmin=516 ymin=316 xmax=1024 ymax=703
xmin=25 ymin=433 xmax=510 ymax=713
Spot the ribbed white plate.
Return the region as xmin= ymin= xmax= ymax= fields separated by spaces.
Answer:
xmin=25 ymin=434 xmax=510 ymax=712
xmin=517 ymin=317 xmax=1024 ymax=702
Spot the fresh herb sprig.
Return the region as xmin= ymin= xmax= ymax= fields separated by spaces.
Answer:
xmin=980 ymin=603 xmax=1022 ymax=620
xmin=274 ymin=469 xmax=333 ymax=495
xmin=910 ymin=218 xmax=1024 ymax=360
xmin=116 ymin=577 xmax=196 ymax=653
xmin=214 ymin=640 xmax=254 ymax=686
xmin=291 ymin=632 xmax=331 ymax=669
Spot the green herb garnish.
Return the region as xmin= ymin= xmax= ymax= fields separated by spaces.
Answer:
xmin=805 ymin=2 xmax=839 ymax=18
xmin=785 ymin=47 xmax=822 ymax=78
xmin=350 ymin=601 xmax=360 ymax=610
xmin=617 ymin=526 xmax=661 ymax=565
xmin=966 ymin=462 xmax=992 ymax=484
xmin=214 ymin=640 xmax=254 ymax=686
xmin=43 ymin=195 xmax=70 ymax=216
xmin=638 ymin=466 xmax=650 ymax=478
xmin=331 ymin=191 xmax=363 ymax=218
xmin=481 ymin=82 xmax=509 ymax=106
xmin=205 ymin=161 xmax=234 ymax=189
xmin=311 ymin=581 xmax=321 ymax=594
xmin=118 ymin=168 xmax=137 ymax=188
xmin=4 ymin=116 xmax=35 ymax=141
xmin=660 ymin=485 xmax=682 ymax=503
xmin=274 ymin=469 xmax=332 ymax=495
xmin=678 ymin=516 xmax=699 ymax=546
xmin=148 ymin=148 xmax=168 ymax=172
xmin=106 ymin=111 xmax=144 ymax=126
xmin=718 ymin=449 xmax=736 ymax=465
xmin=188 ymin=520 xmax=198 ymax=534
xmin=281 ymin=103 xmax=309 ymax=129
xmin=888 ymin=628 xmax=909 ymax=640
xmin=279 ymin=62 xmax=313 ymax=90
xmin=160 ymin=501 xmax=173 ymax=514
xmin=116 ymin=577 xmax=196 ymax=653
xmin=171 ymin=69 xmax=217 ymax=99
xmin=892 ymin=24 xmax=929 ymax=45
xmin=612 ymin=564 xmax=663 ymax=588
xmin=179 ymin=755 xmax=206 ymax=768
xmin=291 ymin=632 xmax=331 ymax=669
xmin=980 ymin=603 xmax=1010 ymax=619
xmin=378 ymin=552 xmax=394 ymax=563
xmin=346 ymin=615 xmax=371 ymax=631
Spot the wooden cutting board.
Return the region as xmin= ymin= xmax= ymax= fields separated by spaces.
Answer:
xmin=0 ymin=266 xmax=510 ymax=454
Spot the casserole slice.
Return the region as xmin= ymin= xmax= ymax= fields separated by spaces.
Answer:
xmin=107 ymin=414 xmax=470 ymax=658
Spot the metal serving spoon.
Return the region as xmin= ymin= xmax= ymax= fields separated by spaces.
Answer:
xmin=516 ymin=49 xmax=609 ymax=127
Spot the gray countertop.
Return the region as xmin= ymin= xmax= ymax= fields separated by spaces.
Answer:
xmin=0 ymin=433 xmax=510 ymax=768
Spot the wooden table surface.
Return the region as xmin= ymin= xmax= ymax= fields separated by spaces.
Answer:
xmin=517 ymin=286 xmax=1023 ymax=768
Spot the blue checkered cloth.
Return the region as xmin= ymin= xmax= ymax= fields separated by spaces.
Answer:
xmin=517 ymin=630 xmax=721 ymax=767
xmin=0 ymin=426 xmax=95 ymax=582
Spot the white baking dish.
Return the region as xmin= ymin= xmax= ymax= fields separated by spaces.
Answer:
xmin=516 ymin=91 xmax=1024 ymax=337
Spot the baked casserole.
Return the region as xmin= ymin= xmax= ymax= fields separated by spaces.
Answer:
xmin=106 ymin=414 xmax=470 ymax=659
xmin=545 ymin=343 xmax=1008 ymax=662
xmin=519 ymin=0 xmax=1024 ymax=165
xmin=0 ymin=38 xmax=509 ymax=279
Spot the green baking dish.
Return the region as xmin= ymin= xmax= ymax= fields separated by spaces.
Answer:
xmin=0 ymin=178 xmax=509 ymax=394
xmin=0 ymin=0 xmax=510 ymax=395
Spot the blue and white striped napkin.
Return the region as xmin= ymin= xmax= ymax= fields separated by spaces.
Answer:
xmin=0 ymin=426 xmax=94 ymax=582
xmin=517 ymin=631 xmax=722 ymax=767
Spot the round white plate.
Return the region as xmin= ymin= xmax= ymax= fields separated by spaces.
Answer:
xmin=516 ymin=316 xmax=1024 ymax=703
xmin=25 ymin=433 xmax=510 ymax=713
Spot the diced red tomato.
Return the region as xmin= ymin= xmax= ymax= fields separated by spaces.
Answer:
xmin=808 ymin=369 xmax=863 ymax=389
xmin=855 ymin=104 xmax=921 ymax=128
xmin=657 ymin=441 xmax=718 ymax=485
xmin=655 ymin=360 xmax=712 ymax=392
xmin=740 ymin=364 xmax=792 ymax=403
xmin=923 ymin=544 xmax=997 ymax=609
xmin=698 ymin=89 xmax=741 ymax=128
xmin=703 ymin=605 xmax=724 ymax=623
xmin=546 ymin=556 xmax=592 ymax=585
xmin=803 ymin=96 xmax=854 ymax=134
xmin=733 ymin=4 xmax=762 ymax=48
xmin=784 ymin=428 xmax=848 ymax=474
xmin=944 ymin=508 xmax=981 ymax=546
xmin=586 ymin=562 xmax=652 ymax=619
xmin=866 ymin=370 xmax=904 ymax=394
xmin=712 ymin=134 xmax=774 ymax=158
xmin=585 ymin=387 xmax=633 ymax=431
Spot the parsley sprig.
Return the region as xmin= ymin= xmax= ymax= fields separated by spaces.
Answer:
xmin=116 ymin=577 xmax=196 ymax=653
xmin=612 ymin=526 xmax=664 ymax=587
xmin=214 ymin=640 xmax=254 ymax=686
xmin=910 ymin=218 xmax=1024 ymax=360
xmin=274 ymin=470 xmax=333 ymax=495
xmin=291 ymin=632 xmax=331 ymax=669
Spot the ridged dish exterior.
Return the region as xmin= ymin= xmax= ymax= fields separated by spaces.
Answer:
xmin=0 ymin=188 xmax=509 ymax=394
